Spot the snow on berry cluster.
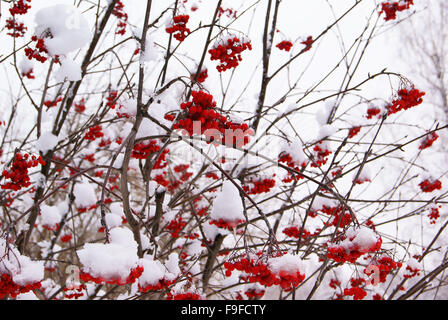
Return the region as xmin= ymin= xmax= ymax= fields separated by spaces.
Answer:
xmin=327 ymin=226 xmax=382 ymax=263
xmin=209 ymin=181 xmax=245 ymax=230
xmin=224 ymin=252 xmax=306 ymax=292
xmin=77 ymin=228 xmax=143 ymax=285
xmin=379 ymin=0 xmax=414 ymax=21
xmin=209 ymin=35 xmax=252 ymax=72
xmin=0 ymin=237 xmax=44 ymax=299
xmin=138 ymin=254 xmax=180 ymax=292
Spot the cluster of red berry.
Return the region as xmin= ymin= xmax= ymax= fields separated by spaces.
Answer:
xmin=276 ymin=40 xmax=293 ymax=52
xmin=0 ymin=273 xmax=41 ymax=299
xmin=132 ymin=140 xmax=160 ymax=159
xmin=209 ymin=36 xmax=252 ymax=72
xmin=1 ymin=153 xmax=46 ymax=191
xmin=170 ymin=90 xmax=251 ymax=147
xmin=191 ymin=68 xmax=208 ymax=83
xmin=166 ymin=15 xmax=190 ymax=42
xmin=366 ymin=106 xmax=382 ymax=119
xmin=84 ymin=125 xmax=104 ymax=141
xmin=209 ymin=218 xmax=245 ymax=231
xmin=327 ymin=234 xmax=382 ymax=263
xmin=343 ymin=278 xmax=367 ymax=300
xmin=218 ymin=7 xmax=237 ymax=19
xmin=428 ymin=206 xmax=441 ymax=224
xmin=403 ymin=264 xmax=421 ymax=279
xmin=387 ymin=88 xmax=425 ymax=115
xmin=348 ymin=126 xmax=361 ymax=139
xmin=243 ymin=178 xmax=276 ymax=195
xmin=63 ymin=284 xmax=86 ymax=299
xmin=300 ymin=36 xmax=313 ymax=52
xmin=112 ymin=0 xmax=128 ymax=35
xmin=244 ymin=287 xmax=265 ymax=299
xmin=5 ymin=19 xmax=27 ymax=38
xmin=80 ymin=265 xmax=144 ymax=285
xmin=311 ymin=142 xmax=332 ymax=167
xmin=166 ymin=291 xmax=201 ymax=300
xmin=25 ymin=36 xmax=50 ymax=63
xmin=418 ymin=178 xmax=442 ymax=193
xmin=139 ymin=278 xmax=176 ymax=293
xmin=5 ymin=0 xmax=31 ymax=38
xmin=164 ymin=215 xmax=187 ymax=238
xmin=283 ymin=225 xmax=319 ymax=240
xmin=224 ymin=253 xmax=305 ymax=292
xmin=379 ymin=0 xmax=414 ymax=21
xmin=60 ymin=233 xmax=73 ymax=243
xmin=419 ymin=131 xmax=439 ymax=150
xmin=74 ymin=99 xmax=86 ymax=113
xmin=365 ymin=256 xmax=402 ymax=284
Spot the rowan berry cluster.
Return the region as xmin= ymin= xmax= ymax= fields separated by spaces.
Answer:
xmin=74 ymin=99 xmax=86 ymax=113
xmin=283 ymin=226 xmax=317 ymax=240
xmin=301 ymin=36 xmax=313 ymax=51
xmin=209 ymin=218 xmax=245 ymax=231
xmin=387 ymin=88 xmax=425 ymax=115
xmin=63 ymin=284 xmax=86 ymax=299
xmin=139 ymin=278 xmax=176 ymax=292
xmin=5 ymin=19 xmax=27 ymax=38
xmin=276 ymin=40 xmax=293 ymax=52
xmin=428 ymin=206 xmax=441 ymax=224
xmin=25 ymin=36 xmax=50 ymax=63
xmin=171 ymin=90 xmax=251 ymax=147
xmin=403 ymin=264 xmax=421 ymax=279
xmin=419 ymin=131 xmax=438 ymax=150
xmin=218 ymin=7 xmax=237 ymax=19
xmin=365 ymin=256 xmax=402 ymax=284
xmin=80 ymin=265 xmax=143 ymax=285
xmin=243 ymin=178 xmax=276 ymax=195
xmin=132 ymin=140 xmax=160 ymax=159
xmin=84 ymin=125 xmax=104 ymax=141
xmin=209 ymin=36 xmax=252 ymax=72
xmin=112 ymin=0 xmax=128 ymax=35
xmin=343 ymin=278 xmax=367 ymax=300
xmin=418 ymin=178 xmax=442 ymax=193
xmin=327 ymin=232 xmax=382 ymax=263
xmin=224 ymin=253 xmax=305 ymax=292
xmin=166 ymin=291 xmax=201 ymax=300
xmin=191 ymin=68 xmax=208 ymax=83
xmin=1 ymin=153 xmax=46 ymax=191
xmin=366 ymin=106 xmax=382 ymax=119
xmin=311 ymin=142 xmax=332 ymax=167
xmin=348 ymin=126 xmax=361 ymax=138
xmin=379 ymin=0 xmax=414 ymax=21
xmin=0 ymin=273 xmax=41 ymax=299
xmin=166 ymin=15 xmax=190 ymax=42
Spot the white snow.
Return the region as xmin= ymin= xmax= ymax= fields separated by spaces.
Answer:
xmin=55 ymin=58 xmax=82 ymax=82
xmin=77 ymin=228 xmax=141 ymax=281
xmin=0 ymin=238 xmax=44 ymax=286
xmin=73 ymin=182 xmax=97 ymax=208
xmin=36 ymin=131 xmax=58 ymax=154
xmin=209 ymin=180 xmax=245 ymax=222
xmin=39 ymin=204 xmax=61 ymax=229
xmin=35 ymin=4 xmax=92 ymax=56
